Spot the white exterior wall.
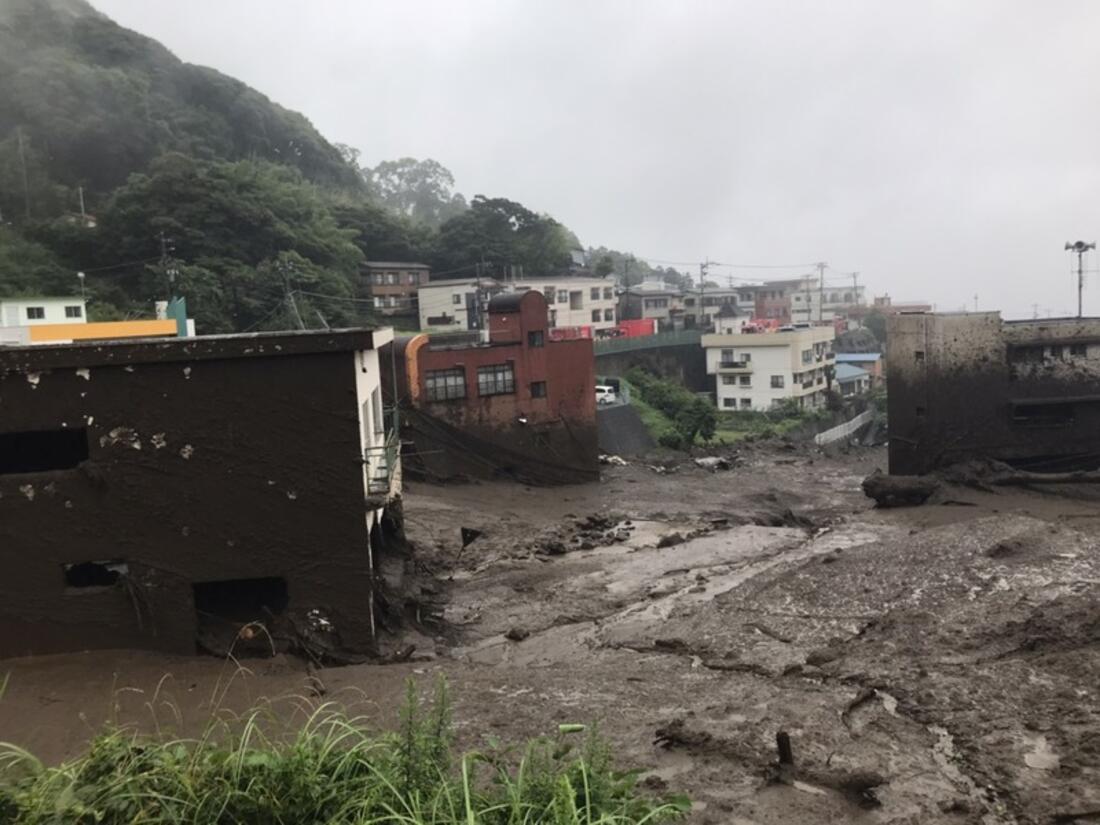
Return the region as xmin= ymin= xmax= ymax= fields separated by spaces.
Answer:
xmin=703 ymin=326 xmax=836 ymax=411
xmin=417 ymin=282 xmax=479 ymax=331
xmin=0 ymin=297 xmax=87 ymax=327
xmin=353 ymin=327 xmax=398 ymax=510
xmin=512 ymin=278 xmax=617 ymax=330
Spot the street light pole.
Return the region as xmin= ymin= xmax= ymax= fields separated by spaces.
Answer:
xmin=1065 ymin=240 xmax=1096 ymax=318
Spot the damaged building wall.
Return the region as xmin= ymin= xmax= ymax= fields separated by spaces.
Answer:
xmin=888 ymin=312 xmax=1100 ymax=474
xmin=385 ymin=291 xmax=599 ymax=484
xmin=0 ymin=332 xmax=392 ymax=658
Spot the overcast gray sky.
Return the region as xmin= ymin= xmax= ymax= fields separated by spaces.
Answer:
xmin=95 ymin=0 xmax=1100 ymax=317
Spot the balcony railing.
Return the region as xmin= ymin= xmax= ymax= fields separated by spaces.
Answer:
xmin=802 ymin=379 xmax=815 ymax=390
xmin=365 ymin=431 xmax=400 ymax=499
xmin=717 ymin=360 xmax=753 ymax=372
xmin=825 ymin=351 xmax=836 ymax=360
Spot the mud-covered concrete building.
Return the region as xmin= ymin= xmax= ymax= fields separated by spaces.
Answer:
xmin=889 ymin=312 xmax=1100 ymax=474
xmin=388 ymin=290 xmax=598 ymax=484
xmin=0 ymin=329 xmax=399 ymax=658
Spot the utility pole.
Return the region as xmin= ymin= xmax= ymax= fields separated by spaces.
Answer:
xmin=851 ymin=272 xmax=860 ymax=304
xmin=1031 ymin=303 xmax=1039 ymax=319
xmin=16 ymin=126 xmax=30 ymax=221
xmin=158 ymin=231 xmax=179 ymax=300
xmin=973 ymin=294 xmax=978 ymax=312
xmin=1065 ymin=240 xmax=1096 ymax=318
xmin=78 ymin=186 xmax=86 ymax=222
xmin=816 ymin=261 xmax=827 ymax=323
xmin=278 ymin=258 xmax=305 ymax=330
xmin=699 ymin=259 xmax=710 ymax=330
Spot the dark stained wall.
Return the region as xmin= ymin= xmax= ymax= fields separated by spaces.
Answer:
xmin=888 ymin=312 xmax=1100 ymax=474
xmin=0 ymin=350 xmax=374 ymax=657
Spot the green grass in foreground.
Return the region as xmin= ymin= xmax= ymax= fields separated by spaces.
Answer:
xmin=0 ymin=677 xmax=688 ymax=824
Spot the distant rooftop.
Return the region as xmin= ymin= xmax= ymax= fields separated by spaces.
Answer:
xmin=836 ymin=352 xmax=881 ymax=361
xmin=363 ymin=261 xmax=430 ymax=269
xmin=835 ymin=363 xmax=869 ymax=382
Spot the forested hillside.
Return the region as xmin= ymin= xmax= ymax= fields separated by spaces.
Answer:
xmin=0 ymin=0 xmax=681 ymax=332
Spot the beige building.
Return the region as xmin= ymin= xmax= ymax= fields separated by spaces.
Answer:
xmin=702 ymin=324 xmax=836 ymax=411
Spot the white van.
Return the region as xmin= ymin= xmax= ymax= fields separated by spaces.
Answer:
xmin=595 ymin=385 xmax=617 ymax=405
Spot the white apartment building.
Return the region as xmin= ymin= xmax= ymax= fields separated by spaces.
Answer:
xmin=0 ymin=297 xmax=87 ymax=345
xmin=512 ymin=277 xmax=617 ymax=331
xmin=417 ymin=278 xmax=503 ymax=332
xmin=1 ymin=296 xmax=87 ymax=326
xmin=790 ymin=280 xmax=866 ymax=324
xmin=418 ymin=276 xmax=618 ymax=333
xmin=702 ymin=325 xmax=836 ymax=411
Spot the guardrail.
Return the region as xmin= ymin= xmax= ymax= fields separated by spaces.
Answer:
xmin=594 ymin=329 xmax=703 ymax=355
xmin=813 ymin=409 xmax=875 ymax=446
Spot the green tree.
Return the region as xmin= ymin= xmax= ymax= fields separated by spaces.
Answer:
xmin=87 ymin=153 xmax=363 ymax=331
xmin=594 ymin=254 xmax=615 ymax=279
xmin=366 ymin=158 xmax=468 ymax=227
xmin=862 ymin=310 xmax=887 ymax=345
xmin=433 ymin=196 xmax=572 ymax=279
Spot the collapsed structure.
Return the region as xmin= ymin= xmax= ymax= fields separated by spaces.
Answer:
xmin=387 ymin=290 xmax=598 ymax=484
xmin=888 ymin=312 xmax=1100 ymax=474
xmin=0 ymin=329 xmax=400 ymax=658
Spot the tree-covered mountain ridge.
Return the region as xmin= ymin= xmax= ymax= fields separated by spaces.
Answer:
xmin=0 ymin=0 xmax=682 ymax=332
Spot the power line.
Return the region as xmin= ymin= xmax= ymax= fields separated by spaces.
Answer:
xmin=79 ymin=256 xmax=162 ymax=274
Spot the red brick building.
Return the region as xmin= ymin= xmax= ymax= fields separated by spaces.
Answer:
xmin=386 ymin=291 xmax=597 ymax=484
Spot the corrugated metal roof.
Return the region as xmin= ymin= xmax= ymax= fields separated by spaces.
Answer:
xmin=836 ymin=352 xmax=881 ymax=361
xmin=835 ymin=363 xmax=870 ymax=382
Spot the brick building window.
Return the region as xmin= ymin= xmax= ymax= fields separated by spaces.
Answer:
xmin=528 ymin=330 xmax=544 ymax=348
xmin=425 ymin=368 xmax=466 ymax=401
xmin=531 ymin=381 xmax=547 ymax=398
xmin=478 ymin=364 xmax=515 ymax=396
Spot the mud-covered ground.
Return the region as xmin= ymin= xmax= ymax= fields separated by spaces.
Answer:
xmin=4 ymin=442 xmax=1100 ymax=824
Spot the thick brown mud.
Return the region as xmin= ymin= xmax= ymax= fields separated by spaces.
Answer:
xmin=3 ymin=443 xmax=1100 ymax=823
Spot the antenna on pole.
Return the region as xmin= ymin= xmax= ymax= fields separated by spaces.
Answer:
xmin=1065 ymin=240 xmax=1096 ymax=318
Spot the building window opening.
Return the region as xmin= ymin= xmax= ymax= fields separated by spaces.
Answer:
xmin=478 ymin=363 xmax=515 ymax=396
xmin=193 ymin=577 xmax=289 ymax=655
xmin=528 ymin=330 xmax=545 ymax=348
xmin=64 ymin=560 xmax=128 ymax=589
xmin=26 ymin=306 xmax=45 ymax=320
xmin=0 ymin=428 xmax=89 ymax=475
xmin=65 ymin=305 xmax=83 ymax=318
xmin=531 ymin=381 xmax=547 ymax=398
xmin=425 ymin=368 xmax=466 ymax=401
xmin=1070 ymin=343 xmax=1089 ymax=357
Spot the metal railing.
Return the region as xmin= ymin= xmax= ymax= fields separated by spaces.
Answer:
xmin=717 ymin=360 xmax=752 ymax=370
xmin=365 ymin=431 xmax=400 ymax=497
xmin=594 ymin=328 xmax=703 ymax=355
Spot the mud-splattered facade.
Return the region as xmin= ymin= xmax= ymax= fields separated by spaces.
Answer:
xmin=387 ymin=291 xmax=598 ymax=484
xmin=888 ymin=312 xmax=1100 ymax=474
xmin=0 ymin=329 xmax=398 ymax=658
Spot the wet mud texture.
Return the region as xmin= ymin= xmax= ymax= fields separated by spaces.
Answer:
xmin=4 ymin=443 xmax=1100 ymax=824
